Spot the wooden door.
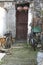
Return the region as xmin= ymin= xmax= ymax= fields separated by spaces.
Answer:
xmin=16 ymin=11 xmax=28 ymax=40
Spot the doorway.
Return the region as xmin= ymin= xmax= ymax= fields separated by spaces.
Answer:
xmin=16 ymin=10 xmax=28 ymax=40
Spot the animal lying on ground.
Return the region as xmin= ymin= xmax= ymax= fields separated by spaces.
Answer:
xmin=0 ymin=37 xmax=6 ymax=48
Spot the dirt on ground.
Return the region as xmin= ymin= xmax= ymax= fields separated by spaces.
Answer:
xmin=0 ymin=43 xmax=37 ymax=65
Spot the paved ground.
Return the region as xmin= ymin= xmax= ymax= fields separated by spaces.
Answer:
xmin=0 ymin=43 xmax=37 ymax=65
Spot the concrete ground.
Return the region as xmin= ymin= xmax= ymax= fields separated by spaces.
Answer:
xmin=0 ymin=43 xmax=37 ymax=65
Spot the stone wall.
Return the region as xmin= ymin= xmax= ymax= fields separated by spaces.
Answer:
xmin=27 ymin=2 xmax=33 ymax=43
xmin=4 ymin=2 xmax=16 ymax=38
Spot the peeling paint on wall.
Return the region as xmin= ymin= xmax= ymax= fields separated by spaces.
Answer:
xmin=0 ymin=7 xmax=6 ymax=37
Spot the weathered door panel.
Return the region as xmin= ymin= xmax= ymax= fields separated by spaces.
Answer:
xmin=16 ymin=11 xmax=28 ymax=40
